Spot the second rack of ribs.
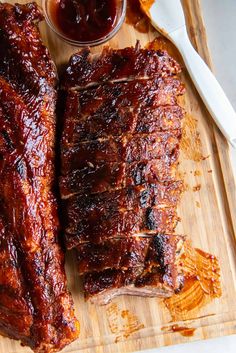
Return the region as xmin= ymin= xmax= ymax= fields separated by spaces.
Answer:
xmin=60 ymin=44 xmax=185 ymax=304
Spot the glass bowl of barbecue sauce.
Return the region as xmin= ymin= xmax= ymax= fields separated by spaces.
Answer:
xmin=42 ymin=0 xmax=127 ymax=47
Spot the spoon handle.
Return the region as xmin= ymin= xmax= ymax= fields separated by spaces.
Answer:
xmin=168 ymin=27 xmax=236 ymax=148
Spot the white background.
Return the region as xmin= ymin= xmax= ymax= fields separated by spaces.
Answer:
xmin=138 ymin=0 xmax=236 ymax=352
xmin=202 ymin=0 xmax=236 ymax=177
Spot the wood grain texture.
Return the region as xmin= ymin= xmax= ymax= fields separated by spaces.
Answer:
xmin=1 ymin=1 xmax=236 ymax=353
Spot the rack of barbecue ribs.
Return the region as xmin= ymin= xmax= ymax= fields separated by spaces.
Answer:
xmin=60 ymin=43 xmax=186 ymax=305
xmin=0 ymin=2 xmax=79 ymax=352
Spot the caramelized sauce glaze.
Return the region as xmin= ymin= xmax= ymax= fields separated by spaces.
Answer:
xmin=147 ymin=37 xmax=184 ymax=66
xmin=0 ymin=2 xmax=80 ymax=350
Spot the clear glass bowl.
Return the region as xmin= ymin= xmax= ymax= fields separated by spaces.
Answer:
xmin=42 ymin=0 xmax=127 ymax=47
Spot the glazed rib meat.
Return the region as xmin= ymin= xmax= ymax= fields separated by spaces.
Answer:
xmin=77 ymin=234 xmax=184 ymax=275
xmin=63 ymin=182 xmax=183 ymax=248
xmin=61 ymin=79 xmax=184 ymax=145
xmin=62 ymin=45 xmax=181 ymax=90
xmin=0 ymin=3 xmax=79 ymax=352
xmin=60 ymin=43 xmax=185 ymax=304
xmin=83 ymin=234 xmax=185 ymax=305
xmin=61 ymin=131 xmax=180 ymax=166
xmin=62 ymin=90 xmax=184 ymax=143
xmin=60 ymin=158 xmax=178 ymax=198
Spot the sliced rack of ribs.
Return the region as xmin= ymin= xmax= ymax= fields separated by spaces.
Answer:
xmin=0 ymin=3 xmax=79 ymax=352
xmin=60 ymin=43 xmax=186 ymax=305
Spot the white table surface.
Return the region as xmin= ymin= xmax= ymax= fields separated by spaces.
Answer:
xmin=202 ymin=0 xmax=236 ymax=178
xmin=137 ymin=0 xmax=236 ymax=352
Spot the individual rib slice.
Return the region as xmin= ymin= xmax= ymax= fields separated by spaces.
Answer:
xmin=62 ymin=43 xmax=181 ymax=90
xmin=0 ymin=3 xmax=79 ymax=352
xmin=60 ymin=158 xmax=177 ymax=198
xmin=68 ymin=77 xmax=184 ymax=118
xmin=83 ymin=268 xmax=180 ymax=305
xmin=82 ymin=234 xmax=185 ymax=305
xmin=61 ymin=77 xmax=184 ymax=146
xmin=63 ymin=183 xmax=182 ymax=248
xmin=61 ymin=132 xmax=179 ymax=169
xmin=63 ymin=182 xmax=183 ymax=210
xmin=76 ymin=234 xmax=184 ymax=274
xmin=62 ymin=91 xmax=184 ymax=143
xmin=65 ymin=205 xmax=178 ymax=246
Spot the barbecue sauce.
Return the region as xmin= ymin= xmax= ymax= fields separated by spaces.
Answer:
xmin=126 ymin=0 xmax=149 ymax=33
xmin=162 ymin=325 xmax=196 ymax=337
xmin=49 ymin=0 xmax=118 ymax=42
xmin=126 ymin=0 xmax=154 ymax=33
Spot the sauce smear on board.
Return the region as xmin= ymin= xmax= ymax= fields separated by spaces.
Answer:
xmin=49 ymin=0 xmax=118 ymax=42
xmin=162 ymin=325 xmax=196 ymax=337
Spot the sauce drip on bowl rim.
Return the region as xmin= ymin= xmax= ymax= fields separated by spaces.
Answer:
xmin=49 ymin=0 xmax=119 ymax=43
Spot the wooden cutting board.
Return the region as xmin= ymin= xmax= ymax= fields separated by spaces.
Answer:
xmin=1 ymin=1 xmax=236 ymax=353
